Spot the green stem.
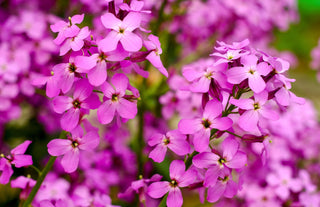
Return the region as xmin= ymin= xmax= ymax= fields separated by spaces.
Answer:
xmin=29 ymin=165 xmax=41 ymax=176
xmin=22 ymin=131 xmax=66 ymax=207
xmin=224 ymin=130 xmax=242 ymax=138
xmin=93 ymin=89 xmax=104 ymax=94
xmin=185 ymin=151 xmax=199 ymax=169
xmin=22 ymin=156 xmax=57 ymax=207
xmin=159 ymin=193 xmax=168 ymax=207
xmin=136 ymin=78 xmax=146 ymax=175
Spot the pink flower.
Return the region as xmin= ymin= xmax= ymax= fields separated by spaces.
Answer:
xmin=266 ymin=166 xmax=302 ymax=200
xmin=14 ymin=11 xmax=46 ymax=39
xmin=31 ymin=72 xmax=60 ymax=98
xmin=193 ymin=137 xmax=247 ymax=187
xmin=47 ymin=127 xmax=100 ymax=173
xmin=50 ymin=14 xmax=84 ymax=45
xmin=0 ymin=140 xmax=33 ymax=184
xmin=178 ymin=99 xmax=233 ymax=152
xmin=144 ymin=34 xmax=168 ymax=77
xmin=51 ymin=58 xmax=93 ymax=94
xmin=11 ymin=176 xmax=36 ymax=199
xmin=11 ymin=175 xmax=36 ymax=189
xmin=52 ymin=79 xmax=100 ymax=131
xmin=207 ymin=168 xmax=238 ymax=203
xmin=227 ymin=55 xmax=272 ymax=93
xmin=119 ymin=0 xmax=151 ymax=14
xmin=119 ymin=174 xmax=162 ymax=206
xmin=210 ymin=49 xmax=246 ymax=62
xmin=148 ymin=160 xmax=196 ymax=207
xmin=59 ymin=26 xmax=91 ymax=56
xmin=97 ymin=73 xmax=138 ymax=124
xmin=75 ymin=46 xmax=128 ymax=86
xmin=39 ymin=199 xmax=69 ymax=207
xmin=148 ymin=130 xmax=190 ymax=163
xmin=230 ymin=91 xmax=279 ymax=132
xmin=182 ymin=60 xmax=228 ymax=93
xmin=99 ymin=12 xmax=142 ymax=52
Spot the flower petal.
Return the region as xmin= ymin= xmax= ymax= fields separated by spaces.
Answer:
xmin=47 ymin=139 xmax=72 ymax=156
xmin=167 ymin=188 xmax=183 ymax=207
xmin=97 ymin=101 xmax=116 ymax=124
xmin=88 ymin=62 xmax=107 ymax=87
xmin=79 ymin=131 xmax=100 ymax=151
xmin=149 ymin=144 xmax=167 ymax=163
xmin=61 ymin=108 xmax=80 ymax=131
xmin=178 ymin=118 xmax=202 ymax=135
xmin=120 ymin=32 xmax=142 ymax=52
xmin=101 ymin=13 xmax=122 ymax=30
xmin=169 ymin=160 xmax=185 ymax=180
xmin=203 ymin=99 xmax=223 ymax=119
xmin=98 ymin=31 xmax=121 ymax=52
xmin=11 ymin=140 xmax=32 ymax=155
xmin=52 ymin=96 xmax=73 ymax=114
xmin=207 ymin=182 xmax=226 ymax=203
xmin=117 ymin=98 xmax=137 ymax=120
xmin=193 ymin=152 xmax=219 ymax=169
xmin=61 ymin=149 xmax=80 ymax=173
xmin=148 ymin=181 xmax=170 ymax=198
xmin=11 ymin=155 xmax=33 ymax=168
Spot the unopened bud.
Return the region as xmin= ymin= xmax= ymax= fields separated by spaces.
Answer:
xmin=130 ymin=51 xmax=151 ymax=63
xmin=242 ymin=134 xmax=267 ymax=143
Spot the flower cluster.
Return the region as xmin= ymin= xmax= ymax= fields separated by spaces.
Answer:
xmin=146 ymin=39 xmax=305 ymax=206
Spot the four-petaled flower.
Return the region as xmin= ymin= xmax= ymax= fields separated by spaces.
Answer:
xmin=148 ymin=160 xmax=196 ymax=207
xmin=0 ymin=140 xmax=33 ymax=184
xmin=47 ymin=127 xmax=100 ymax=173
xmin=99 ymin=12 xmax=142 ymax=52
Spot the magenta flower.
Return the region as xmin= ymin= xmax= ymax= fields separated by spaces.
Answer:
xmin=207 ymin=168 xmax=238 ymax=203
xmin=266 ymin=167 xmax=303 ymax=200
xmin=0 ymin=82 xmax=18 ymax=112
xmin=99 ymin=12 xmax=142 ymax=52
xmin=0 ymin=55 xmax=20 ymax=83
xmin=75 ymin=47 xmax=128 ymax=86
xmin=182 ymin=61 xmax=228 ymax=93
xmin=52 ymin=79 xmax=100 ymax=131
xmin=97 ymin=73 xmax=138 ymax=124
xmin=59 ymin=26 xmax=90 ymax=56
xmin=193 ymin=137 xmax=247 ymax=187
xmin=39 ymin=199 xmax=68 ymax=207
xmin=178 ymin=99 xmax=233 ymax=152
xmin=31 ymin=71 xmax=60 ymax=98
xmin=0 ymin=140 xmax=33 ymax=184
xmin=47 ymin=128 xmax=100 ymax=173
xmin=210 ymin=49 xmax=245 ymax=62
xmin=144 ymin=34 xmax=168 ymax=77
xmin=11 ymin=176 xmax=36 ymax=199
xmin=148 ymin=130 xmax=190 ymax=163
xmin=119 ymin=0 xmax=151 ymax=14
xmin=14 ymin=11 xmax=46 ymax=40
xmin=148 ymin=160 xmax=196 ymax=207
xmin=227 ymin=55 xmax=271 ymax=93
xmin=50 ymin=14 xmax=84 ymax=45
xmin=119 ymin=174 xmax=162 ymax=206
xmin=230 ymin=91 xmax=279 ymax=132
xmin=11 ymin=175 xmax=36 ymax=189
xmin=52 ymin=58 xmax=94 ymax=94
